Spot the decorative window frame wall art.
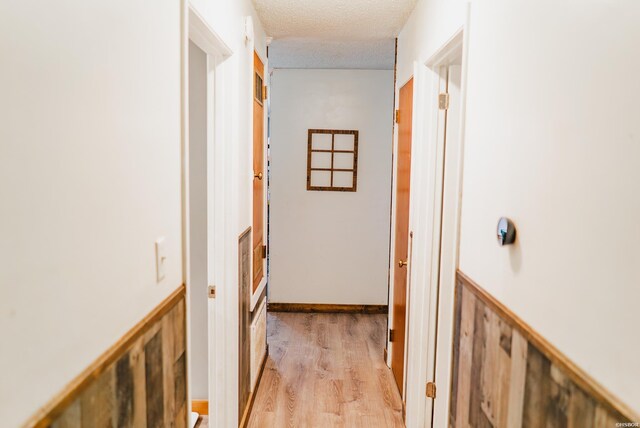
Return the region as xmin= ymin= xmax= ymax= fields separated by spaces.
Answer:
xmin=254 ymin=71 xmax=264 ymax=105
xmin=306 ymin=129 xmax=359 ymax=192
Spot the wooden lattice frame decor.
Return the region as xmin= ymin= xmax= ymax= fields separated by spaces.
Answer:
xmin=307 ymin=129 xmax=359 ymax=192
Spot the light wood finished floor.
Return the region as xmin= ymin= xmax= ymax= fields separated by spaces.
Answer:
xmin=247 ymin=312 xmax=404 ymax=427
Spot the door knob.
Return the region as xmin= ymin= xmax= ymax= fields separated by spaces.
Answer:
xmin=398 ymin=260 xmax=408 ymax=268
xmin=254 ymin=171 xmax=263 ymax=180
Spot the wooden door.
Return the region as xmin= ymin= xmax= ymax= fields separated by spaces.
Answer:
xmin=391 ymin=77 xmax=413 ymax=395
xmin=253 ymin=52 xmax=265 ymax=293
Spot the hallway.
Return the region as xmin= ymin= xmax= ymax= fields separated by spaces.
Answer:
xmin=4 ymin=0 xmax=640 ymax=426
xmin=247 ymin=313 xmax=404 ymax=427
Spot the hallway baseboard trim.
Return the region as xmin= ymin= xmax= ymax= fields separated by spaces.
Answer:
xmin=267 ymin=303 xmax=388 ymax=314
xmin=25 ymin=284 xmax=188 ymax=427
xmin=240 ymin=345 xmax=269 ymax=428
xmin=455 ymin=271 xmax=639 ymax=423
xmin=192 ymin=400 xmax=208 ymax=415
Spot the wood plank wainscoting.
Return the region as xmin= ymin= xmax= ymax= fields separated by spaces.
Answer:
xmin=25 ymin=285 xmax=188 ymax=428
xmin=267 ymin=303 xmax=388 ymax=314
xmin=451 ymin=271 xmax=638 ymax=426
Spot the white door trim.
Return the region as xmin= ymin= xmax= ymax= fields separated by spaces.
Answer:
xmin=402 ymin=9 xmax=470 ymax=426
xmin=420 ymin=21 xmax=470 ymax=428
xmin=188 ymin=7 xmax=232 ymax=59
xmin=402 ymin=59 xmax=439 ymax=426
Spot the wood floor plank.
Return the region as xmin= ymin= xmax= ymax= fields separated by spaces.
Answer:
xmin=248 ymin=312 xmax=404 ymax=427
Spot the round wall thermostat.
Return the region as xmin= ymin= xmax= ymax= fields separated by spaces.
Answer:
xmin=497 ymin=217 xmax=516 ymax=246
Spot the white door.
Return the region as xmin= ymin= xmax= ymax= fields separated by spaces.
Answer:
xmin=424 ymin=62 xmax=464 ymax=426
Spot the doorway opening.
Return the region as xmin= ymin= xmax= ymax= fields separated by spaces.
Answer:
xmin=184 ymin=5 xmax=232 ymax=427
xmin=250 ymin=64 xmax=400 ymax=425
xmin=187 ymin=37 xmax=208 ymax=425
xmin=421 ymin=29 xmax=467 ymax=427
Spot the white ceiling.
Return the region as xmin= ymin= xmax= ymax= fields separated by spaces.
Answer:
xmin=268 ymin=39 xmax=397 ymax=70
xmin=253 ymin=0 xmax=418 ymax=69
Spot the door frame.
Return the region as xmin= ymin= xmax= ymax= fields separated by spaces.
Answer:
xmin=404 ymin=23 xmax=470 ymax=427
xmin=183 ymin=3 xmax=232 ymax=426
xmin=424 ymin=30 xmax=466 ymax=427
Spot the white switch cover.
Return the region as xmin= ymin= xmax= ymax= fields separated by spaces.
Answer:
xmin=155 ymin=237 xmax=167 ymax=282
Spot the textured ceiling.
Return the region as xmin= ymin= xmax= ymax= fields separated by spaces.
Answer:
xmin=268 ymin=39 xmax=396 ymax=70
xmin=253 ymin=0 xmax=418 ymax=40
xmin=253 ymin=0 xmax=417 ymax=69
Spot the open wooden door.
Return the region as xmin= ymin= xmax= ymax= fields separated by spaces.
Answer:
xmin=391 ymin=77 xmax=413 ymax=395
xmin=253 ymin=52 xmax=266 ymax=293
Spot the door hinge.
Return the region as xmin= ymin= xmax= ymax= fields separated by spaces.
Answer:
xmin=438 ymin=93 xmax=449 ymax=110
xmin=262 ymin=245 xmax=267 ymax=259
xmin=263 ymin=85 xmax=268 ymax=100
xmin=426 ymin=381 xmax=437 ymax=398
xmin=395 ymin=109 xmax=400 ymax=123
xmin=389 ymin=329 xmax=395 ymax=342
xmin=208 ymin=285 xmax=216 ymax=299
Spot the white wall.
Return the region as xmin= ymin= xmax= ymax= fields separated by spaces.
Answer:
xmin=396 ymin=0 xmax=467 ymax=86
xmin=0 ymin=0 xmax=267 ymax=425
xmin=395 ymin=0 xmax=640 ymax=424
xmin=0 ymin=1 xmax=182 ymax=426
xmin=459 ymin=0 xmax=640 ymax=413
xmin=269 ymin=69 xmax=394 ymax=305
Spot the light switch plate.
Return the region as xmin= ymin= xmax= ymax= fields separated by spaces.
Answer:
xmin=155 ymin=237 xmax=166 ymax=282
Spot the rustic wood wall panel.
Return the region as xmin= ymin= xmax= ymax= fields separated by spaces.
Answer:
xmin=450 ymin=272 xmax=636 ymax=427
xmin=31 ymin=286 xmax=188 ymax=428
xmin=239 ymin=227 xmax=252 ymax=424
